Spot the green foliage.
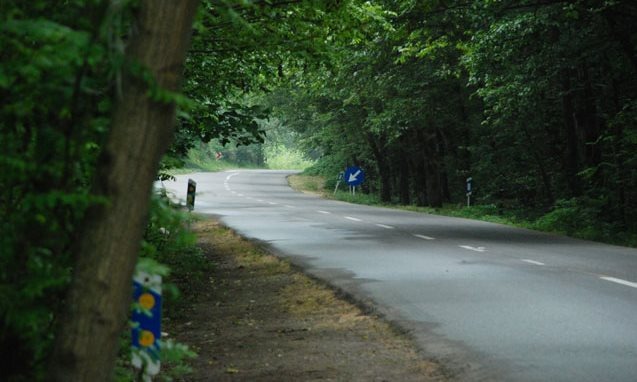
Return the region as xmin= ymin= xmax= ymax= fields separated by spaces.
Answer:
xmin=112 ymin=194 xmax=206 ymax=381
xmin=271 ymin=0 xmax=637 ymax=243
xmin=527 ymin=197 xmax=633 ymax=244
xmin=0 ymin=1 xmax=130 ymax=378
xmin=181 ymin=139 xmax=265 ymax=171
xmin=142 ymin=194 xmax=214 ymax=316
xmin=264 ymin=144 xmax=315 ymax=170
xmin=3 ymin=0 xmax=637 ymax=379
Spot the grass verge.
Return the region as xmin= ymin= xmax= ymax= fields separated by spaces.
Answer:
xmin=288 ymin=174 xmax=637 ymax=247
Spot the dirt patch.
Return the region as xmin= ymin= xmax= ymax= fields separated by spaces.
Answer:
xmin=167 ymin=219 xmax=446 ymax=381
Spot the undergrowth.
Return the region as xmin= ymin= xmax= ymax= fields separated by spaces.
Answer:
xmin=115 ymin=191 xmax=212 ymax=381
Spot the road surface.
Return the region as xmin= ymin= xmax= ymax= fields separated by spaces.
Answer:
xmin=161 ymin=170 xmax=637 ymax=381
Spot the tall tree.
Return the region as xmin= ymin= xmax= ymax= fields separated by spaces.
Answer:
xmin=49 ymin=1 xmax=199 ymax=380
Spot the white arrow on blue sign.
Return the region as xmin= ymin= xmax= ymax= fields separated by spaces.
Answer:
xmin=344 ymin=166 xmax=365 ymax=186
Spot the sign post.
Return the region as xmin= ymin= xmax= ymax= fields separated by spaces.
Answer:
xmin=131 ymin=269 xmax=162 ymax=381
xmin=466 ymin=177 xmax=473 ymax=207
xmin=334 ymin=172 xmax=344 ymax=195
xmin=186 ymin=179 xmax=196 ymax=211
xmin=344 ymin=166 xmax=365 ymax=195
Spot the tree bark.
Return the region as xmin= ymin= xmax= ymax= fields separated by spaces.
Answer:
xmin=398 ymin=151 xmax=411 ymax=205
xmin=424 ymin=158 xmax=443 ymax=207
xmin=411 ymin=129 xmax=428 ymax=206
xmin=561 ymin=70 xmax=581 ymax=197
xmin=366 ymin=132 xmax=392 ymax=203
xmin=579 ymin=67 xmax=602 ymax=168
xmin=49 ymin=1 xmax=199 ymax=381
xmin=422 ymin=132 xmax=443 ymax=208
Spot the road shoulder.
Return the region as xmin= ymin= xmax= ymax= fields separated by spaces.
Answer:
xmin=167 ymin=219 xmax=446 ymax=381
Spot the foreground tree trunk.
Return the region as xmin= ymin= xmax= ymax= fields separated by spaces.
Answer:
xmin=49 ymin=1 xmax=199 ymax=380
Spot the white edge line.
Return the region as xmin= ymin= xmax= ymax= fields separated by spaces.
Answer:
xmin=600 ymin=276 xmax=637 ymax=289
xmin=413 ymin=234 xmax=435 ymax=240
xmin=375 ymin=224 xmax=394 ymax=229
xmin=521 ymin=259 xmax=545 ymax=266
xmin=225 ymin=172 xmax=239 ymax=181
xmin=317 ymin=210 xmax=331 ymax=214
xmin=344 ymin=216 xmax=362 ymax=222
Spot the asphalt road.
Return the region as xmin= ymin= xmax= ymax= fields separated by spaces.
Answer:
xmin=161 ymin=170 xmax=637 ymax=381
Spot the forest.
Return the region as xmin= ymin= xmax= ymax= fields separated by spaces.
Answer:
xmin=1 ymin=0 xmax=636 ymax=380
xmin=269 ymin=0 xmax=637 ymax=246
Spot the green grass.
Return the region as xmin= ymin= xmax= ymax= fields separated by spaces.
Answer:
xmin=288 ymin=175 xmax=637 ymax=247
xmin=264 ymin=144 xmax=315 ymax=170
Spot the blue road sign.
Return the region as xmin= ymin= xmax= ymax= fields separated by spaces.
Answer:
xmin=344 ymin=166 xmax=365 ymax=186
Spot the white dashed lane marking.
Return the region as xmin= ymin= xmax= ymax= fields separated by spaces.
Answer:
xmin=522 ymin=259 xmax=545 ymax=266
xmin=344 ymin=216 xmax=362 ymax=222
xmin=600 ymin=276 xmax=637 ymax=289
xmin=375 ymin=224 xmax=394 ymax=229
xmin=460 ymin=245 xmax=486 ymax=253
xmin=317 ymin=210 xmax=331 ymax=214
xmin=413 ymin=234 xmax=435 ymax=240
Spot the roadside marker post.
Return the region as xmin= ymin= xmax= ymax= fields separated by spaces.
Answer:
xmin=131 ymin=269 xmax=162 ymax=381
xmin=466 ymin=177 xmax=473 ymax=207
xmin=186 ymin=179 xmax=196 ymax=211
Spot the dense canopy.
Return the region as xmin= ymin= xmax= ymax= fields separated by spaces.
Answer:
xmin=1 ymin=0 xmax=636 ymax=380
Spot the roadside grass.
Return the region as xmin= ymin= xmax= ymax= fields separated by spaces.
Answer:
xmin=286 ymin=174 xmax=326 ymax=194
xmin=288 ymin=174 xmax=637 ymax=247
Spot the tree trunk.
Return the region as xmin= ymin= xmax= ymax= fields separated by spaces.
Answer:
xmin=398 ymin=153 xmax=411 ymax=205
xmin=561 ymin=70 xmax=581 ymax=197
xmin=423 ymin=134 xmax=443 ymax=208
xmin=397 ymin=136 xmax=411 ymax=205
xmin=436 ymin=129 xmax=451 ymax=202
xmin=49 ymin=1 xmax=199 ymax=381
xmin=521 ymin=125 xmax=554 ymax=204
xmin=424 ymin=159 xmax=443 ymax=207
xmin=366 ymin=132 xmax=392 ymax=203
xmin=412 ymin=129 xmax=428 ymax=206
xmin=580 ymin=67 xmax=602 ymax=168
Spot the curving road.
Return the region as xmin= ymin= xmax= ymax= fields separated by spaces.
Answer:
xmin=162 ymin=170 xmax=637 ymax=381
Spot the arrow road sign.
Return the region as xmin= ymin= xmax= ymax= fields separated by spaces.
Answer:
xmin=344 ymin=166 xmax=365 ymax=186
